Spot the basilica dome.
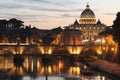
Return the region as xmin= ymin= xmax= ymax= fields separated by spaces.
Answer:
xmin=79 ymin=4 xmax=96 ymax=24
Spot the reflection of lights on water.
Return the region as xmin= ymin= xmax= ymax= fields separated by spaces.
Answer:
xmin=19 ymin=67 xmax=24 ymax=75
xmin=53 ymin=65 xmax=57 ymax=72
xmin=68 ymin=67 xmax=80 ymax=75
xmin=40 ymin=66 xmax=52 ymax=75
xmin=0 ymin=59 xmax=13 ymax=70
xmin=26 ymin=57 xmax=28 ymax=70
xmin=58 ymin=60 xmax=64 ymax=74
xmin=31 ymin=59 xmax=34 ymax=72
xmin=41 ymin=67 xmax=44 ymax=74
xmin=58 ymin=60 xmax=64 ymax=69
xmin=37 ymin=60 xmax=40 ymax=70
xmin=48 ymin=66 xmax=52 ymax=74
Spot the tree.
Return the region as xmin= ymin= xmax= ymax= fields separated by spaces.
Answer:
xmin=0 ymin=20 xmax=8 ymax=41
xmin=0 ymin=19 xmax=8 ymax=30
xmin=112 ymin=12 xmax=120 ymax=63
xmin=8 ymin=18 xmax=24 ymax=29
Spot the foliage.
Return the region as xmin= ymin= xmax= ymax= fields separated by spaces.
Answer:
xmin=112 ymin=12 xmax=120 ymax=44
xmin=0 ymin=18 xmax=34 ymax=42
xmin=112 ymin=12 xmax=120 ymax=63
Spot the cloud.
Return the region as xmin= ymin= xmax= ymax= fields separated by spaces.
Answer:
xmin=0 ymin=1 xmax=83 ymax=13
xmin=16 ymin=0 xmax=81 ymax=6
xmin=14 ymin=0 xmax=66 ymax=6
xmin=30 ymin=7 xmax=83 ymax=12
xmin=5 ymin=14 xmax=36 ymax=19
xmin=0 ymin=3 xmax=26 ymax=9
xmin=105 ymin=13 xmax=116 ymax=15
xmin=5 ymin=13 xmax=61 ymax=20
xmin=60 ymin=14 xmax=79 ymax=18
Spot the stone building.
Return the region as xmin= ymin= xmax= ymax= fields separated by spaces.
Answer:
xmin=60 ymin=29 xmax=82 ymax=45
xmin=67 ymin=4 xmax=106 ymax=44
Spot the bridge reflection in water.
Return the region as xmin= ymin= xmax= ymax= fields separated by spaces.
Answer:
xmin=0 ymin=56 xmax=110 ymax=80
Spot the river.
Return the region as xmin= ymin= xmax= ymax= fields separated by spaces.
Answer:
xmin=0 ymin=56 xmax=112 ymax=80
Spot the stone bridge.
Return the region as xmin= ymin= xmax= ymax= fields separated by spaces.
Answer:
xmin=0 ymin=43 xmax=115 ymax=55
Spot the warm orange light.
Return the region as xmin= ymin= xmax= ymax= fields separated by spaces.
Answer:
xmin=39 ymin=46 xmax=54 ymax=54
xmin=59 ymin=60 xmax=64 ymax=69
xmin=96 ymin=49 xmax=102 ymax=55
xmin=67 ymin=46 xmax=82 ymax=54
xmin=37 ymin=60 xmax=40 ymax=70
xmin=68 ymin=67 xmax=80 ymax=75
xmin=103 ymin=47 xmax=106 ymax=50
xmin=111 ymin=47 xmax=115 ymax=51
xmin=48 ymin=66 xmax=52 ymax=74
xmin=19 ymin=47 xmax=24 ymax=54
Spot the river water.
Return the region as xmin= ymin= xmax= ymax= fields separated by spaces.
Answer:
xmin=0 ymin=56 xmax=112 ymax=80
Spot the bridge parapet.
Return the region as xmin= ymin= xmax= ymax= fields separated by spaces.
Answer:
xmin=0 ymin=43 xmax=109 ymax=55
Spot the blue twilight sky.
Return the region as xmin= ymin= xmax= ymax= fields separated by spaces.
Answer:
xmin=0 ymin=0 xmax=119 ymax=29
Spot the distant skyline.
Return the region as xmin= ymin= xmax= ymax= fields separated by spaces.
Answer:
xmin=0 ymin=0 xmax=120 ymax=29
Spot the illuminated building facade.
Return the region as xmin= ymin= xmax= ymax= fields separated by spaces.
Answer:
xmin=68 ymin=4 xmax=106 ymax=44
xmin=60 ymin=29 xmax=82 ymax=45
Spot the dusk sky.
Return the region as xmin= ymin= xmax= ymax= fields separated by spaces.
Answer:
xmin=0 ymin=0 xmax=120 ymax=29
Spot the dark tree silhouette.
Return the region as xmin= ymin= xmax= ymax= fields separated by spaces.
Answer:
xmin=0 ymin=20 xmax=8 ymax=30
xmin=112 ymin=12 xmax=120 ymax=63
xmin=8 ymin=18 xmax=24 ymax=29
xmin=0 ymin=20 xmax=8 ymax=41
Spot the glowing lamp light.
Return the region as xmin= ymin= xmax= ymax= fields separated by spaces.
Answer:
xmin=103 ymin=47 xmax=105 ymax=50
xmin=95 ymin=39 xmax=101 ymax=42
xmin=59 ymin=60 xmax=64 ymax=69
xmin=111 ymin=47 xmax=115 ymax=51
xmin=96 ymin=50 xmax=102 ymax=55
xmin=102 ymin=40 xmax=106 ymax=43
xmin=67 ymin=46 xmax=81 ymax=55
xmin=39 ymin=47 xmax=53 ymax=54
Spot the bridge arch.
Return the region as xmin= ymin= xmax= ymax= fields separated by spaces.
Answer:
xmin=80 ymin=45 xmax=102 ymax=56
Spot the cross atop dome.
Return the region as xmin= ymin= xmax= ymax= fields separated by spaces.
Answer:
xmin=86 ymin=3 xmax=90 ymax=9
